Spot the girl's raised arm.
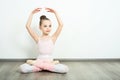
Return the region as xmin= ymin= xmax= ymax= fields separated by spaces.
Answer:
xmin=45 ymin=8 xmax=63 ymax=43
xmin=26 ymin=8 xmax=41 ymax=43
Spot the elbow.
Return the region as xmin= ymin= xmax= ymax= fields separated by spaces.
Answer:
xmin=26 ymin=25 xmax=30 ymax=30
xmin=59 ymin=23 xmax=63 ymax=27
xmin=26 ymin=24 xmax=29 ymax=29
xmin=61 ymin=24 xmax=63 ymax=27
xmin=26 ymin=25 xmax=28 ymax=29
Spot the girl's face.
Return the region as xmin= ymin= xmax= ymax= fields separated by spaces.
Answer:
xmin=40 ymin=20 xmax=52 ymax=35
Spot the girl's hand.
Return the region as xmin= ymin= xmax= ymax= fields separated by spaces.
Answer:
xmin=45 ymin=8 xmax=56 ymax=13
xmin=31 ymin=8 xmax=42 ymax=14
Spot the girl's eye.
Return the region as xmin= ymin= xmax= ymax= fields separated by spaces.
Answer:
xmin=44 ymin=25 xmax=47 ymax=27
xmin=49 ymin=25 xmax=51 ymax=27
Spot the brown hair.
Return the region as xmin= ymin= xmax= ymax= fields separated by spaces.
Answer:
xmin=39 ymin=15 xmax=50 ymax=26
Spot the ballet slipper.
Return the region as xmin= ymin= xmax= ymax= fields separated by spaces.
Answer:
xmin=52 ymin=60 xmax=59 ymax=64
xmin=26 ymin=60 xmax=36 ymax=65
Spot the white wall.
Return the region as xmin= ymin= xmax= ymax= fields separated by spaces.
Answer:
xmin=0 ymin=0 xmax=120 ymax=59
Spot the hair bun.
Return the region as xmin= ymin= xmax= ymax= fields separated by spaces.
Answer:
xmin=40 ymin=15 xmax=46 ymax=20
xmin=39 ymin=15 xmax=50 ymax=26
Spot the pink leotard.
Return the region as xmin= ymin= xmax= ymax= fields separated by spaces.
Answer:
xmin=37 ymin=37 xmax=54 ymax=60
xmin=33 ymin=37 xmax=55 ymax=71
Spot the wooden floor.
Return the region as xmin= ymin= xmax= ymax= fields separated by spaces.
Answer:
xmin=0 ymin=60 xmax=120 ymax=80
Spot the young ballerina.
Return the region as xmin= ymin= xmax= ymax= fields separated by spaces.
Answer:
xmin=19 ymin=8 xmax=69 ymax=73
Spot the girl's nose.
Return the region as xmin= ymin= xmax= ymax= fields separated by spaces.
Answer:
xmin=47 ymin=26 xmax=50 ymax=29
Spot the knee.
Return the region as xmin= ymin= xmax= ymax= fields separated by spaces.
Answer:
xmin=19 ymin=63 xmax=33 ymax=73
xmin=53 ymin=64 xmax=69 ymax=73
xmin=61 ymin=65 xmax=69 ymax=73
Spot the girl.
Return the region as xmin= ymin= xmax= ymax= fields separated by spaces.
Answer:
xmin=19 ymin=8 xmax=69 ymax=73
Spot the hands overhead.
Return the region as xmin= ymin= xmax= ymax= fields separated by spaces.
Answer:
xmin=31 ymin=7 xmax=55 ymax=14
xmin=31 ymin=8 xmax=42 ymax=14
xmin=45 ymin=8 xmax=55 ymax=13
